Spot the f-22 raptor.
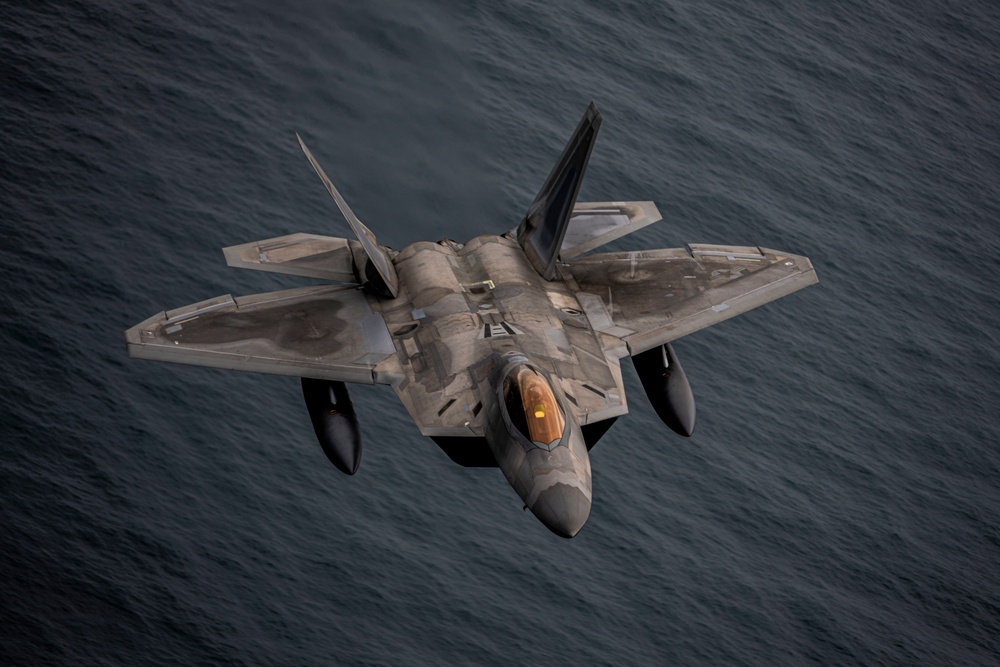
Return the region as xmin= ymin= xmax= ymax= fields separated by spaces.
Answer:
xmin=126 ymin=103 xmax=817 ymax=537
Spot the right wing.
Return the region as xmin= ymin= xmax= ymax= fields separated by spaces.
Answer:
xmin=566 ymin=244 xmax=818 ymax=356
xmin=125 ymin=284 xmax=395 ymax=384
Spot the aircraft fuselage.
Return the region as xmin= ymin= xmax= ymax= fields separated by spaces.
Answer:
xmin=379 ymin=232 xmax=628 ymax=444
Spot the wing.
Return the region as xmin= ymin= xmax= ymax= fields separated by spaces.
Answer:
xmin=125 ymin=284 xmax=395 ymax=384
xmin=560 ymin=201 xmax=662 ymax=260
xmin=223 ymin=233 xmax=361 ymax=282
xmin=565 ymin=244 xmax=818 ymax=356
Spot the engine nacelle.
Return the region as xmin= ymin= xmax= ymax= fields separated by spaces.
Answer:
xmin=632 ymin=343 xmax=696 ymax=437
xmin=301 ymin=378 xmax=362 ymax=475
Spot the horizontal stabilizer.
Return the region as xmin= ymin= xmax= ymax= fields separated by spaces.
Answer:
xmin=560 ymin=201 xmax=662 ymax=259
xmin=223 ymin=233 xmax=360 ymax=282
xmin=296 ymin=134 xmax=400 ymax=299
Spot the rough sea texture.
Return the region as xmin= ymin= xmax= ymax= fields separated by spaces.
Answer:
xmin=2 ymin=1 xmax=999 ymax=664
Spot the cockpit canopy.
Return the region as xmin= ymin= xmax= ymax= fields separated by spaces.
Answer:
xmin=502 ymin=364 xmax=566 ymax=446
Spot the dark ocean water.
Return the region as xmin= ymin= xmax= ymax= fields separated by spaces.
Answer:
xmin=2 ymin=0 xmax=999 ymax=664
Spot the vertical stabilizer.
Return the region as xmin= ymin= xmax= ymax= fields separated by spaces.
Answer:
xmin=516 ymin=102 xmax=603 ymax=280
xmin=296 ymin=133 xmax=400 ymax=299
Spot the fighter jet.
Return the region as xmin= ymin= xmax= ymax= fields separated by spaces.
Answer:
xmin=125 ymin=103 xmax=817 ymax=538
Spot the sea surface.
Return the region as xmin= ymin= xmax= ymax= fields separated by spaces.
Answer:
xmin=2 ymin=0 xmax=999 ymax=664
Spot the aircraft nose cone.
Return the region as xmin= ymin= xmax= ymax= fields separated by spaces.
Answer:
xmin=531 ymin=483 xmax=591 ymax=538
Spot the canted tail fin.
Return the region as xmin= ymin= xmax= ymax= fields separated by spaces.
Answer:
xmin=296 ymin=133 xmax=400 ymax=299
xmin=516 ymin=102 xmax=602 ymax=280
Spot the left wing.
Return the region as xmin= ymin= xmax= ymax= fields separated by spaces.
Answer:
xmin=125 ymin=284 xmax=395 ymax=384
xmin=565 ymin=244 xmax=818 ymax=356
